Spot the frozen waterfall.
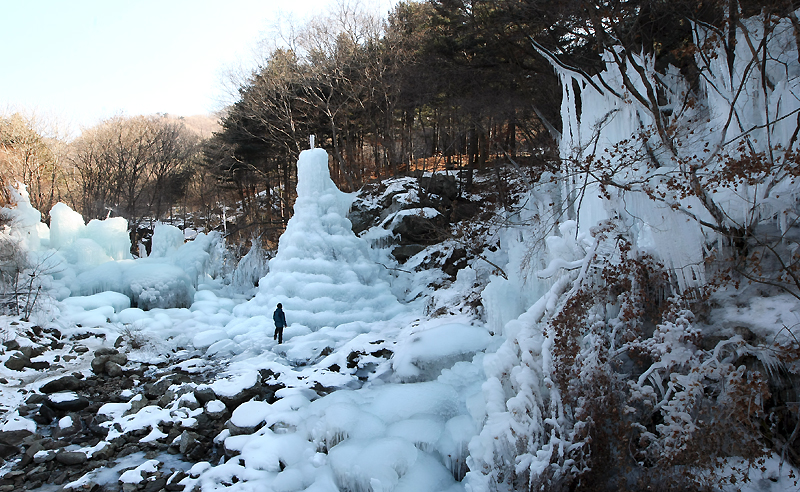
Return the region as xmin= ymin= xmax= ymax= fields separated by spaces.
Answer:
xmin=233 ymin=148 xmax=404 ymax=329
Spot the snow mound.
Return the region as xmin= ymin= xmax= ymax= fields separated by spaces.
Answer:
xmin=391 ymin=322 xmax=492 ymax=382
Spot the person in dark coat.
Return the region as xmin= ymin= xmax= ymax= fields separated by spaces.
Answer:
xmin=273 ymin=303 xmax=287 ymax=344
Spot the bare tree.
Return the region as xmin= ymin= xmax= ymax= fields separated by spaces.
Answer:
xmin=69 ymin=115 xmax=199 ymax=236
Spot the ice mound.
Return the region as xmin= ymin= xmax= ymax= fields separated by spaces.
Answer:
xmin=391 ymin=322 xmax=492 ymax=382
xmin=234 ymin=148 xmax=404 ymax=329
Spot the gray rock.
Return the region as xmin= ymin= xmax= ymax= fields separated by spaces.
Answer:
xmin=0 ymin=443 xmax=18 ymax=459
xmin=47 ymin=393 xmax=90 ymax=412
xmin=193 ymin=387 xmax=217 ymax=405
xmin=226 ymin=420 xmax=258 ymax=436
xmin=55 ymin=450 xmax=87 ymax=465
xmin=53 ymin=413 xmax=81 ymax=438
xmin=144 ymin=477 xmax=167 ymax=492
xmin=73 ymin=345 xmax=89 ymax=353
xmin=91 ymin=352 xmax=128 ymax=374
xmin=419 ymin=173 xmax=458 ymax=200
xmin=91 ymin=441 xmax=115 ymax=460
xmin=2 ymin=340 xmax=20 ymax=351
xmin=178 ymin=431 xmax=198 ymax=455
xmin=40 ymin=375 xmax=81 ymax=394
xmin=204 ymin=400 xmax=228 ymax=419
xmin=32 ymin=450 xmax=55 ymax=464
xmin=391 ymin=244 xmax=426 ymax=263
xmin=392 ymin=212 xmax=447 ymax=245
xmin=105 ymin=361 xmax=123 ymax=377
xmin=0 ymin=429 xmax=32 ymax=445
xmin=29 ymin=360 xmax=49 ymax=370
xmin=4 ymin=353 xmax=30 ymax=371
xmin=94 ymin=347 xmax=119 ymax=357
xmin=32 ymin=403 xmax=57 ymax=425
xmin=25 ymin=394 xmax=46 ymax=405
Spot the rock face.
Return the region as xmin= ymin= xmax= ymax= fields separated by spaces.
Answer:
xmin=347 ymin=173 xmax=480 ymax=263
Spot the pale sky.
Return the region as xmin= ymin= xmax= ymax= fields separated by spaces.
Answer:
xmin=0 ymin=0 xmax=393 ymax=133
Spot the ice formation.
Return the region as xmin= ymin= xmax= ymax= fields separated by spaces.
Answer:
xmin=234 ymin=148 xmax=404 ymax=329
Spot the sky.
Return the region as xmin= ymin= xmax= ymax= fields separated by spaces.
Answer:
xmin=0 ymin=0 xmax=393 ymax=133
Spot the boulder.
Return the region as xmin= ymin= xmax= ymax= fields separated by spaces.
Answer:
xmin=55 ymin=451 xmax=87 ymax=465
xmin=46 ymin=392 xmax=90 ymax=412
xmin=2 ymin=340 xmax=20 ymax=351
xmin=419 ymin=174 xmax=458 ymax=200
xmin=104 ymin=361 xmax=123 ymax=377
xmin=0 ymin=430 xmax=32 ymax=445
xmin=32 ymin=404 xmax=57 ymax=425
xmin=4 ymin=353 xmax=30 ymax=371
xmin=178 ymin=431 xmax=198 ymax=455
xmin=91 ymin=442 xmax=116 ymax=461
xmin=204 ymin=400 xmax=228 ymax=420
xmin=392 ymin=213 xmax=447 ymax=245
xmin=391 ymin=244 xmax=426 ymax=263
xmin=29 ymin=360 xmax=50 ymax=371
xmin=91 ymin=351 xmax=127 ymax=375
xmin=0 ymin=443 xmax=18 ymax=459
xmin=193 ymin=387 xmax=217 ymax=406
xmin=40 ymin=375 xmax=82 ymax=394
xmin=144 ymin=477 xmax=168 ymax=492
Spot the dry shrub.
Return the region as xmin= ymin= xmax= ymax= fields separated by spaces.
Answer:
xmin=545 ymin=226 xmax=790 ymax=491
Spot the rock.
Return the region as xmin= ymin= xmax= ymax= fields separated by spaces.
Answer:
xmin=166 ymin=470 xmax=187 ymax=490
xmin=29 ymin=361 xmax=50 ymax=371
xmin=32 ymin=403 xmax=57 ymax=425
xmin=53 ymin=414 xmax=82 ymax=438
xmin=442 ymin=247 xmax=468 ymax=277
xmin=91 ymin=441 xmax=115 ymax=461
xmin=143 ymin=477 xmax=167 ymax=492
xmin=104 ymin=361 xmax=123 ymax=377
xmin=40 ymin=375 xmax=82 ymax=394
xmin=4 ymin=353 xmax=30 ymax=371
xmin=419 ymin=173 xmax=458 ymax=200
xmin=94 ymin=347 xmax=119 ymax=357
xmin=47 ymin=393 xmax=90 ymax=412
xmin=193 ymin=387 xmax=216 ymax=405
xmin=226 ymin=421 xmax=258 ymax=436
xmin=55 ymin=451 xmax=87 ymax=465
xmin=16 ymin=404 xmax=35 ymax=416
xmin=452 ymin=199 xmax=480 ymax=221
xmin=32 ymin=450 xmax=55 ymax=464
xmin=25 ymin=394 xmax=46 ymax=405
xmin=0 ymin=430 xmax=32 ymax=445
xmin=73 ymin=345 xmax=89 ymax=353
xmin=126 ymin=396 xmax=149 ymax=416
xmin=143 ymin=374 xmax=188 ymax=400
xmin=0 ymin=443 xmax=18 ymax=459
xmin=392 ymin=213 xmax=447 ymax=245
xmin=157 ymin=391 xmax=176 ymax=408
xmin=178 ymin=431 xmax=198 ymax=455
xmin=391 ymin=244 xmax=426 ymax=263
xmin=204 ymin=400 xmax=228 ymax=420
xmin=2 ymin=340 xmax=20 ymax=351
xmin=90 ymin=351 xmax=127 ymax=375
